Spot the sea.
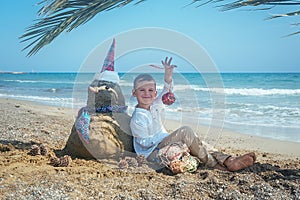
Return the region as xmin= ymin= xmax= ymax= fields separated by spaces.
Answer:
xmin=1 ymin=72 xmax=299 ymax=143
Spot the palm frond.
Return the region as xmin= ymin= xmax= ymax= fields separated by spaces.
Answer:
xmin=20 ymin=0 xmax=136 ymax=56
xmin=194 ymin=0 xmax=300 ymax=36
xmin=283 ymin=30 xmax=300 ymax=37
xmin=265 ymin=10 xmax=300 ymax=20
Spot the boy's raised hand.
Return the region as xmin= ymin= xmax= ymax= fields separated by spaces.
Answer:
xmin=162 ymin=57 xmax=176 ymax=84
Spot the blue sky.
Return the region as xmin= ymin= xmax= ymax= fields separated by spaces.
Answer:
xmin=1 ymin=0 xmax=299 ymax=72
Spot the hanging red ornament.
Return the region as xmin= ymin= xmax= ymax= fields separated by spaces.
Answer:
xmin=162 ymin=91 xmax=176 ymax=105
xmin=148 ymin=64 xmax=177 ymax=106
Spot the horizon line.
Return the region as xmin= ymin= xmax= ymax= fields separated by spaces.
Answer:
xmin=1 ymin=71 xmax=300 ymax=74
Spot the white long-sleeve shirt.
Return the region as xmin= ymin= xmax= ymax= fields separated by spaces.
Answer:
xmin=130 ymin=81 xmax=173 ymax=158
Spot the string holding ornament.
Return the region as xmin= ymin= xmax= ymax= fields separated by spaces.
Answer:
xmin=149 ymin=64 xmax=176 ymax=106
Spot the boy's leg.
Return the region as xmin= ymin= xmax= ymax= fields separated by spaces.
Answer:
xmin=155 ymin=126 xmax=220 ymax=168
xmin=150 ymin=126 xmax=256 ymax=171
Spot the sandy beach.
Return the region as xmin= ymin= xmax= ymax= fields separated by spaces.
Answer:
xmin=0 ymin=97 xmax=299 ymax=199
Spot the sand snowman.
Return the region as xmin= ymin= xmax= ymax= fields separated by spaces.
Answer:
xmin=63 ymin=39 xmax=134 ymax=160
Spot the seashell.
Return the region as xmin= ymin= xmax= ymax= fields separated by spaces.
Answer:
xmin=125 ymin=157 xmax=138 ymax=167
xmin=50 ymin=156 xmax=60 ymax=166
xmin=29 ymin=144 xmax=40 ymax=156
xmin=50 ymin=155 xmax=72 ymax=167
xmin=118 ymin=159 xmax=129 ymax=169
xmin=59 ymin=155 xmax=72 ymax=167
xmin=39 ymin=144 xmax=48 ymax=156
xmin=136 ymin=155 xmax=147 ymax=166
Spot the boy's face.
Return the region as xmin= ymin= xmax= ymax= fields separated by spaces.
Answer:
xmin=132 ymin=80 xmax=157 ymax=110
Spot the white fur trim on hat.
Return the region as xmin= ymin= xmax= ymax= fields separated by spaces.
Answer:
xmin=94 ymin=70 xmax=120 ymax=84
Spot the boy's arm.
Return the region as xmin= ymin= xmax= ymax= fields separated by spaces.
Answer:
xmin=153 ymin=57 xmax=176 ymax=104
xmin=162 ymin=57 xmax=175 ymax=84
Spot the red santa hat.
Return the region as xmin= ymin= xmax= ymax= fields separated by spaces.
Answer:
xmin=94 ymin=38 xmax=120 ymax=83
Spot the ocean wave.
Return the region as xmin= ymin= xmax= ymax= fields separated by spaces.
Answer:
xmin=194 ymin=87 xmax=300 ymax=96
xmin=259 ymin=105 xmax=300 ymax=113
xmin=227 ymin=102 xmax=300 ymax=114
xmin=0 ymin=94 xmax=74 ymax=107
xmin=4 ymin=79 xmax=89 ymax=84
xmin=173 ymin=84 xmax=201 ymax=91
xmin=123 ymin=82 xmax=300 ymax=96
xmin=45 ymin=88 xmax=62 ymax=93
xmin=165 ymin=106 xmax=207 ymax=113
xmin=223 ymin=119 xmax=300 ymax=130
xmin=119 ymin=82 xmax=133 ymax=87
xmin=120 ymin=82 xmax=202 ymax=91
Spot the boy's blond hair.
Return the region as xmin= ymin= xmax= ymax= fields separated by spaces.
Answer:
xmin=133 ymin=73 xmax=156 ymax=89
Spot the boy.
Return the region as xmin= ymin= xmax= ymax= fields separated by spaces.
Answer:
xmin=130 ymin=57 xmax=255 ymax=171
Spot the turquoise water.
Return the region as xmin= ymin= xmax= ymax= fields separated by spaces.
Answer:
xmin=1 ymin=72 xmax=299 ymax=142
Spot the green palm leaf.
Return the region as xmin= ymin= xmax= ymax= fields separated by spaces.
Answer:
xmin=20 ymin=0 xmax=136 ymax=56
xmin=194 ymin=0 xmax=300 ymax=36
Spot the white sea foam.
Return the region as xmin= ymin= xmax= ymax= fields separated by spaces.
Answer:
xmin=4 ymin=79 xmax=89 ymax=84
xmin=0 ymin=94 xmax=74 ymax=107
xmin=119 ymin=82 xmax=133 ymax=87
xmin=173 ymin=84 xmax=201 ymax=91
xmin=194 ymin=87 xmax=300 ymax=96
xmin=134 ymin=82 xmax=300 ymax=96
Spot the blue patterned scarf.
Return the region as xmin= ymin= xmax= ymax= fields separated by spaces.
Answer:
xmin=75 ymin=105 xmax=128 ymax=143
xmin=95 ymin=105 xmax=128 ymax=113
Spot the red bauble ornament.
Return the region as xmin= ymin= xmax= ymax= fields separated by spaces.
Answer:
xmin=162 ymin=92 xmax=176 ymax=105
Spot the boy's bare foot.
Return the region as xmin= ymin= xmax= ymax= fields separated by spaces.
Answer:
xmin=223 ymin=152 xmax=256 ymax=172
